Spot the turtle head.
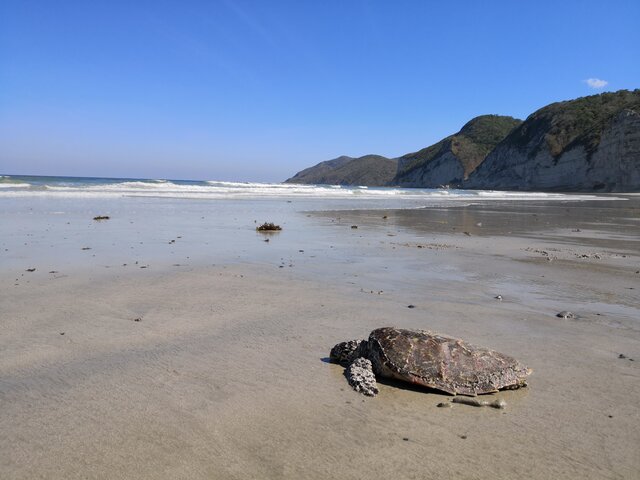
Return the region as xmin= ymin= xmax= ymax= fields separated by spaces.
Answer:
xmin=329 ymin=339 xmax=368 ymax=366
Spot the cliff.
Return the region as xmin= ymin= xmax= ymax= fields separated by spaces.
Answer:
xmin=464 ymin=90 xmax=640 ymax=191
xmin=284 ymin=155 xmax=397 ymax=186
xmin=285 ymin=90 xmax=640 ymax=191
xmin=392 ymin=115 xmax=522 ymax=187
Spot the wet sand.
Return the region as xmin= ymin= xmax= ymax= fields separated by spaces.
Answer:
xmin=1 ymin=197 xmax=639 ymax=479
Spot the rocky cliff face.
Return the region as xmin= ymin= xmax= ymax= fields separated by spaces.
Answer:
xmin=285 ymin=154 xmax=397 ymax=186
xmin=465 ymin=90 xmax=640 ymax=192
xmin=393 ymin=115 xmax=522 ymax=187
xmin=285 ymin=90 xmax=640 ymax=191
xmin=395 ymin=150 xmax=465 ymax=188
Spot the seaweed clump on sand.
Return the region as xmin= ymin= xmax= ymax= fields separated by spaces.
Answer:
xmin=256 ymin=222 xmax=282 ymax=232
xmin=93 ymin=215 xmax=110 ymax=221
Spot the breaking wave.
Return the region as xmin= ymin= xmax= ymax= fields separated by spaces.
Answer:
xmin=0 ymin=175 xmax=613 ymax=201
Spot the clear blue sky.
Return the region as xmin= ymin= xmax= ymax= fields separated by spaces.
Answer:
xmin=1 ymin=1 xmax=638 ymax=182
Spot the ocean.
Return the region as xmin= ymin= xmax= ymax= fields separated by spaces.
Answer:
xmin=0 ymin=174 xmax=606 ymax=206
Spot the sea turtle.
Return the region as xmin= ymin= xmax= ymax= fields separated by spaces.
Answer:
xmin=330 ymin=327 xmax=531 ymax=397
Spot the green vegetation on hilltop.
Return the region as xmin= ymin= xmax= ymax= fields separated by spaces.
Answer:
xmin=465 ymin=89 xmax=640 ymax=192
xmin=396 ymin=115 xmax=522 ymax=180
xmin=508 ymin=89 xmax=640 ymax=160
xmin=286 ymin=89 xmax=640 ymax=191
xmin=285 ymin=155 xmax=397 ymax=186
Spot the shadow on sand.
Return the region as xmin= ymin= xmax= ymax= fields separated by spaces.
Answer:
xmin=321 ymin=357 xmax=452 ymax=396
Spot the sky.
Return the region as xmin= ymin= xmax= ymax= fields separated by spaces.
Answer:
xmin=1 ymin=0 xmax=638 ymax=182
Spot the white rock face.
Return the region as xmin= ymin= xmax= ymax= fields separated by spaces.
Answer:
xmin=395 ymin=151 xmax=464 ymax=187
xmin=465 ymin=109 xmax=640 ymax=191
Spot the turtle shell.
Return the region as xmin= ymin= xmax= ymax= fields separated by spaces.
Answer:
xmin=367 ymin=327 xmax=531 ymax=396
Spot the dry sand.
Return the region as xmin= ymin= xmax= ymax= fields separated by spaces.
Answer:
xmin=1 ymin=198 xmax=639 ymax=479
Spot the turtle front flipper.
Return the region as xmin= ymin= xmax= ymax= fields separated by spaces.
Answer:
xmin=346 ymin=358 xmax=379 ymax=396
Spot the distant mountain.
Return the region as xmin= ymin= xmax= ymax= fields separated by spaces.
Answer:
xmin=393 ymin=115 xmax=522 ymax=187
xmin=284 ymin=154 xmax=397 ymax=186
xmin=285 ymin=90 xmax=640 ymax=191
xmin=464 ymin=90 xmax=640 ymax=191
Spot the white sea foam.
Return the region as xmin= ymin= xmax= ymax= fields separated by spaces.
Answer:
xmin=0 ymin=183 xmax=32 ymax=188
xmin=0 ymin=178 xmax=619 ymax=202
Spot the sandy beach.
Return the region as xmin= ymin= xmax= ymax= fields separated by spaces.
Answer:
xmin=3 ymin=1 xmax=639 ymax=478
xmin=1 ymin=194 xmax=639 ymax=479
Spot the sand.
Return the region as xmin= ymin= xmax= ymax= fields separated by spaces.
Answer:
xmin=1 ymin=196 xmax=639 ymax=479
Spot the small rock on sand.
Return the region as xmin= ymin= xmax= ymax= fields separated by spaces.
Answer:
xmin=556 ymin=311 xmax=575 ymax=319
xmin=452 ymin=397 xmax=506 ymax=409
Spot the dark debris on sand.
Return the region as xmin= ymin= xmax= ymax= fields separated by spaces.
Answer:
xmin=256 ymin=222 xmax=282 ymax=232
